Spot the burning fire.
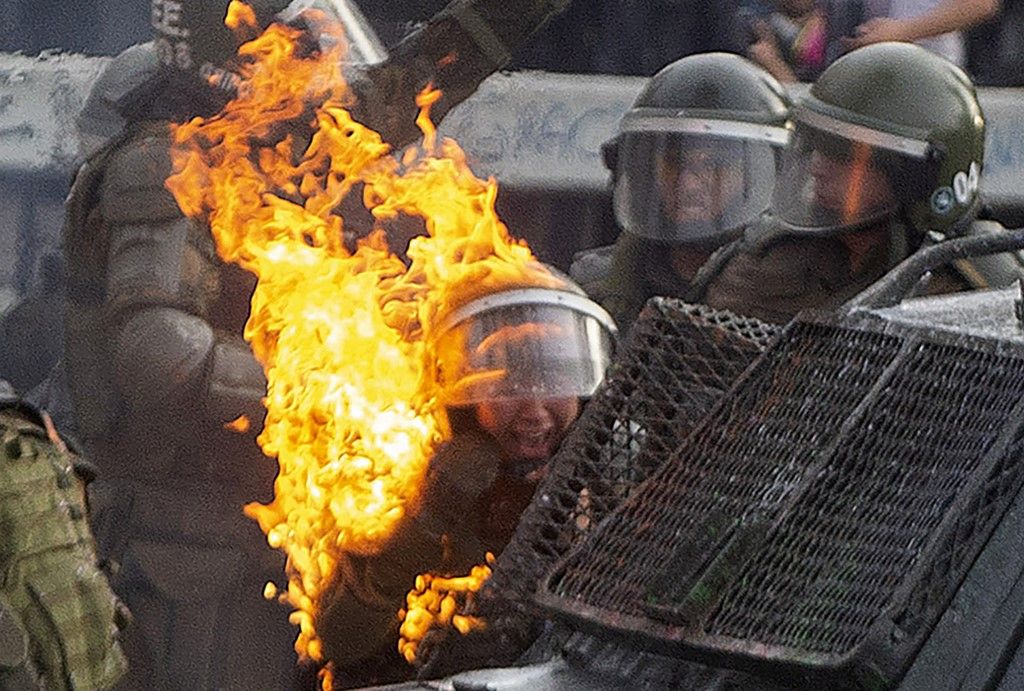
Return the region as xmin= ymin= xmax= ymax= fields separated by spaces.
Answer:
xmin=398 ymin=556 xmax=494 ymax=664
xmin=165 ymin=0 xmax=556 ymax=668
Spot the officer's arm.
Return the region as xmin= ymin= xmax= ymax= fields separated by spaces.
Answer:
xmin=318 ymin=434 xmax=496 ymax=666
xmin=317 ymin=516 xmax=447 ymax=667
xmin=98 ymin=132 xmax=266 ymax=428
xmin=350 ymin=0 xmax=570 ymax=147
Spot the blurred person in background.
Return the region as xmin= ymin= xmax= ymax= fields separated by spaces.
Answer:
xmin=746 ymin=0 xmax=867 ymax=81
xmin=849 ymin=0 xmax=1002 ymax=66
xmin=0 ymin=251 xmax=65 ymax=396
xmin=589 ymin=0 xmax=746 ymax=75
xmin=966 ymin=0 xmax=1024 ymax=86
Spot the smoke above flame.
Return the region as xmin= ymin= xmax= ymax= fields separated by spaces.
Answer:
xmin=165 ymin=1 xmax=556 ymax=664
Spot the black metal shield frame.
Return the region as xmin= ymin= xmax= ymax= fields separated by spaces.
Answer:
xmin=534 ymin=304 xmax=1024 ymax=689
xmin=482 ymin=299 xmax=779 ymax=612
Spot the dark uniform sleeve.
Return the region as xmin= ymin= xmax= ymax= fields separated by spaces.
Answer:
xmin=317 ymin=432 xmax=500 ymax=670
xmin=96 ymin=128 xmax=266 ymax=428
xmin=350 ymin=0 xmax=571 ymax=147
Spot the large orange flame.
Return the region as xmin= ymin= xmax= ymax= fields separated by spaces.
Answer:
xmin=398 ymin=557 xmax=494 ymax=664
xmin=165 ymin=2 xmax=556 ymax=666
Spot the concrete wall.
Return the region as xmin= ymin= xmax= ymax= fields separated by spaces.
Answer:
xmin=0 ymin=54 xmax=1022 ymax=299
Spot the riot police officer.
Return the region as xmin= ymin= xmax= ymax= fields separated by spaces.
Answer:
xmin=315 ymin=273 xmax=616 ymax=687
xmin=692 ymin=42 xmax=1003 ymax=324
xmin=572 ymin=53 xmax=792 ymax=334
xmin=63 ymin=1 xmax=572 ymax=688
xmin=0 ymin=380 xmax=126 ymax=690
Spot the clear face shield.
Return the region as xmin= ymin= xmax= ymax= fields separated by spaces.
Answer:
xmin=435 ymin=289 xmax=618 ymax=408
xmin=773 ymin=107 xmax=943 ymax=234
xmin=614 ymin=115 xmax=790 ymax=245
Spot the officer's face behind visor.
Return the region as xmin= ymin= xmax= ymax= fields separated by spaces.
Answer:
xmin=614 ymin=119 xmax=786 ymax=245
xmin=773 ymin=109 xmax=941 ymax=232
xmin=437 ymin=302 xmax=615 ymax=407
xmin=436 ymin=296 xmax=616 ymax=465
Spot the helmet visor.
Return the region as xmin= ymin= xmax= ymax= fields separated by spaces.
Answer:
xmin=614 ymin=122 xmax=785 ymax=245
xmin=774 ymin=111 xmax=941 ymax=232
xmin=436 ymin=294 xmax=616 ymax=407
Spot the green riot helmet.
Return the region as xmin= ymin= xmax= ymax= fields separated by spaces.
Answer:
xmin=613 ymin=52 xmax=792 ymax=247
xmin=773 ymin=42 xmax=986 ymax=240
xmin=433 ymin=267 xmax=618 ymax=408
xmin=150 ymin=0 xmax=386 ymax=96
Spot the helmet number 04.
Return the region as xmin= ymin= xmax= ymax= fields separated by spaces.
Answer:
xmin=953 ymin=162 xmax=980 ymax=206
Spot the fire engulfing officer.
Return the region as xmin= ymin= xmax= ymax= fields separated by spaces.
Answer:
xmin=570 ymin=53 xmax=791 ymax=335
xmin=62 ymin=1 xmax=573 ymax=688
xmin=0 ymin=379 xmax=127 ymax=690
xmin=691 ymin=42 xmax=1009 ymax=324
xmin=314 ymin=274 xmax=616 ymax=688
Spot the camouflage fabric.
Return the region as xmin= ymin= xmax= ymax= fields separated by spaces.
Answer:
xmin=0 ymin=406 xmax=126 ymax=690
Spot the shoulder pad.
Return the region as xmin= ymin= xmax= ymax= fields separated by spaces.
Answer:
xmin=113 ymin=308 xmax=215 ymax=411
xmin=569 ymin=244 xmax=614 ymax=291
xmin=76 ymin=43 xmax=161 ymax=160
xmin=99 ymin=130 xmax=187 ymax=226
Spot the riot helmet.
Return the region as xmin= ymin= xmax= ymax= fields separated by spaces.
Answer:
xmin=150 ymin=0 xmax=386 ymax=96
xmin=772 ymin=42 xmax=986 ymax=240
xmin=612 ymin=53 xmax=792 ymax=246
xmin=434 ymin=269 xmax=617 ymax=408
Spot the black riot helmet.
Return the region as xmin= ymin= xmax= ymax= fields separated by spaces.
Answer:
xmin=611 ymin=53 xmax=792 ymax=247
xmin=772 ymin=43 xmax=986 ymax=241
xmin=150 ymin=0 xmax=386 ymax=96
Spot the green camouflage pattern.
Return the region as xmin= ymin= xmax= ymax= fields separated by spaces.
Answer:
xmin=0 ymin=408 xmax=126 ymax=690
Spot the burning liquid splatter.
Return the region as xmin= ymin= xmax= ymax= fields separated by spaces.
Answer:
xmin=398 ymin=556 xmax=494 ymax=664
xmin=165 ymin=1 xmax=557 ymax=667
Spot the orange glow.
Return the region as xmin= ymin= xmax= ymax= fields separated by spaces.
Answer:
xmin=225 ymin=415 xmax=252 ymax=433
xmin=398 ymin=557 xmax=494 ymax=664
xmin=843 ymin=141 xmax=872 ymax=226
xmin=475 ymin=321 xmax=566 ymax=356
xmin=165 ymin=5 xmax=554 ymax=665
xmin=225 ymin=0 xmax=257 ymax=30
